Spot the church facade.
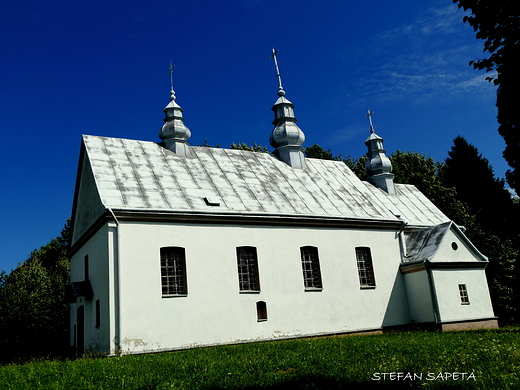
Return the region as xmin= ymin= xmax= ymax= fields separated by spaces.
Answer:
xmin=69 ymin=58 xmax=497 ymax=356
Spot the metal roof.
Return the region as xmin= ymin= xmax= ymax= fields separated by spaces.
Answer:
xmin=402 ymin=221 xmax=488 ymax=264
xmin=81 ymin=135 xmax=449 ymax=226
xmin=403 ymin=221 xmax=452 ymax=263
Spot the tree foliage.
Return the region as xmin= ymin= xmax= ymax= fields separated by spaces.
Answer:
xmin=344 ymin=155 xmax=368 ymax=181
xmin=305 ymin=144 xmax=368 ymax=179
xmin=453 ymin=0 xmax=520 ymax=80
xmin=200 ymin=140 xmax=269 ymax=153
xmin=198 ymin=139 xmax=221 ymax=148
xmin=0 ymin=221 xmax=70 ymax=363
xmin=305 ymin=144 xmax=340 ymax=160
xmin=453 ymin=0 xmax=520 ymax=193
xmin=480 ymin=234 xmax=518 ymax=324
xmin=230 ymin=142 xmax=269 ymax=153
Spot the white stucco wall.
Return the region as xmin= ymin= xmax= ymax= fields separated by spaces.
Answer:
xmin=434 ymin=229 xmax=484 ymax=262
xmin=70 ymin=224 xmax=112 ymax=354
xmin=70 ymin=219 xmax=498 ymax=355
xmin=403 ymin=270 xmax=435 ymax=323
xmin=112 ymin=221 xmax=410 ymax=354
xmin=432 ymin=268 xmax=495 ymax=323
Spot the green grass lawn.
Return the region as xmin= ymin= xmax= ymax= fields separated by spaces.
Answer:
xmin=1 ymin=329 xmax=519 ymax=389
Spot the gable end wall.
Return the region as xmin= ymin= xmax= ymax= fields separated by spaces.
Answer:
xmin=71 ymin=152 xmax=105 ymax=245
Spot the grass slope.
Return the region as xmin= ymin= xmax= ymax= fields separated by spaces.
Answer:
xmin=1 ymin=329 xmax=519 ymax=389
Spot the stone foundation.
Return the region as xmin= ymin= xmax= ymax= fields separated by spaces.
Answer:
xmin=441 ymin=318 xmax=499 ymax=331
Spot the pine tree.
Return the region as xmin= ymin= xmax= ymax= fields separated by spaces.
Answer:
xmin=440 ymin=136 xmax=514 ymax=236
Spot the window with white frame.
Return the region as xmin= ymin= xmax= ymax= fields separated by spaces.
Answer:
xmin=459 ymin=284 xmax=470 ymax=304
xmin=160 ymin=247 xmax=188 ymax=296
xmin=355 ymin=247 xmax=376 ymax=287
xmin=300 ymin=246 xmax=323 ymax=289
xmin=236 ymin=246 xmax=260 ymax=292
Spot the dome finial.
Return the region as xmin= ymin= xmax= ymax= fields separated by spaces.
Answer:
xmin=270 ymin=48 xmax=285 ymax=96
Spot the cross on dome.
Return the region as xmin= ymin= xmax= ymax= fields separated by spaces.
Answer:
xmin=270 ymin=48 xmax=285 ymax=96
xmin=168 ymin=61 xmax=176 ymax=101
xmin=366 ymin=109 xmax=375 ymax=133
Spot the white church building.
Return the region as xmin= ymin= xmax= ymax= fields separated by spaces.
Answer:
xmin=69 ymin=55 xmax=497 ymax=355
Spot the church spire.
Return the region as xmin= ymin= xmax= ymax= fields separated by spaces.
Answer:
xmin=158 ymin=62 xmax=191 ymax=156
xmin=364 ymin=109 xmax=395 ymax=194
xmin=269 ymin=48 xmax=306 ymax=169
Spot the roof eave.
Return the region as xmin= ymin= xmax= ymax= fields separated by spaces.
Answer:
xmin=68 ymin=207 xmax=405 ymax=257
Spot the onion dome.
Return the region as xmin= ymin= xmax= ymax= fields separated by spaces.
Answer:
xmin=364 ymin=109 xmax=395 ymax=194
xmin=269 ymin=92 xmax=306 ymax=149
xmin=158 ymin=88 xmax=191 ymax=155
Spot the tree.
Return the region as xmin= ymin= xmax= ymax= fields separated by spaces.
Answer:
xmin=453 ymin=0 xmax=520 ymax=193
xmin=0 ymin=221 xmax=70 ymax=363
xmin=0 ymin=259 xmax=55 ymax=361
xmin=305 ymin=144 xmax=338 ymax=160
xmin=440 ymin=136 xmax=515 ymax=236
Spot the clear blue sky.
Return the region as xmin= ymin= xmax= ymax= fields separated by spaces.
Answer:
xmin=0 ymin=0 xmax=507 ymax=272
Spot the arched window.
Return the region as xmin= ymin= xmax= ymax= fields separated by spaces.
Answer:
xmin=160 ymin=247 xmax=188 ymax=296
xmin=257 ymin=301 xmax=267 ymax=321
xmin=300 ymin=246 xmax=323 ymax=289
xmin=236 ymin=246 xmax=260 ymax=292
xmin=355 ymin=247 xmax=376 ymax=287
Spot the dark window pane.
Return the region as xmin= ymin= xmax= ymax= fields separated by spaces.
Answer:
xmin=236 ymin=247 xmax=260 ymax=291
xmin=355 ymin=247 xmax=376 ymax=287
xmin=160 ymin=247 xmax=187 ymax=295
xmin=300 ymin=246 xmax=323 ymax=289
